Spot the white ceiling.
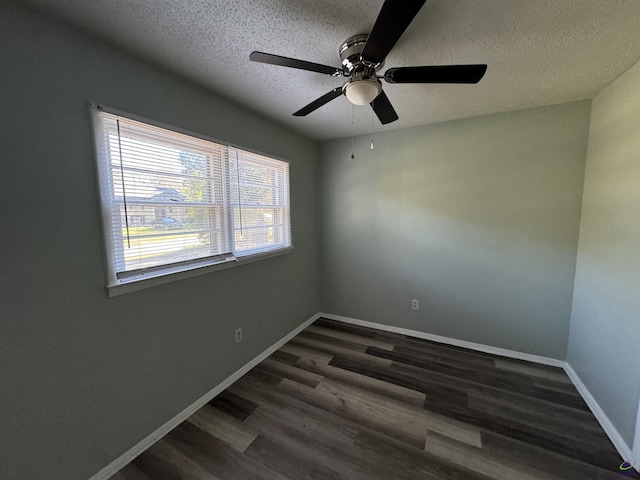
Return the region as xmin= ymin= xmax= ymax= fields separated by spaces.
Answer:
xmin=19 ymin=0 xmax=640 ymax=141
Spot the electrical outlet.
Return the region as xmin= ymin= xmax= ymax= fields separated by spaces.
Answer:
xmin=234 ymin=327 xmax=243 ymax=343
xmin=411 ymin=299 xmax=420 ymax=311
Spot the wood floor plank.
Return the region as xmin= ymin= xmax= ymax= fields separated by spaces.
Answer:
xmin=476 ymin=412 xmax=615 ymax=470
xmin=268 ymin=349 xmax=299 ymax=365
xmin=465 ymin=378 xmax=599 ymax=425
xmin=165 ymin=422 xmax=288 ymax=480
xmin=279 ymin=342 xmax=334 ymax=364
xmin=394 ymin=340 xmax=497 ymax=369
xmin=425 ymin=412 xmax=483 ymax=448
xmin=306 ymin=325 xmax=395 ymax=351
xmin=244 ymin=403 xmax=393 ymax=480
xmin=298 ymin=330 xmax=370 ymax=352
xmin=295 ymin=356 xmax=426 ymax=408
xmin=290 ymin=334 xmax=364 ymax=355
xmin=315 ymin=377 xmax=430 ymax=443
xmin=243 ymin=435 xmax=340 ymax=480
xmin=110 ymin=318 xmax=625 ymax=480
xmin=281 ymin=375 xmax=484 ymax=451
xmin=531 ymin=377 xmax=584 ymax=396
xmin=186 ymin=404 xmax=258 ymax=453
xmin=132 ymin=438 xmax=221 ymax=480
xmin=207 ymin=390 xmax=258 ymax=421
xmin=398 ymin=335 xmax=510 ymax=363
xmin=313 ymin=318 xmax=379 ymax=338
xmin=367 ymin=346 xmax=589 ymax=410
xmin=353 ymin=427 xmax=495 ymax=480
xmin=243 ymin=391 xmax=358 ymax=453
xmin=424 ymin=430 xmax=564 ymax=480
xmin=481 ymin=430 xmax=629 ymax=480
xmin=275 ymin=376 xmax=426 ymax=448
xmin=229 ymin=376 xmax=360 ymax=451
xmin=468 ymin=392 xmax=611 ymax=443
xmin=429 ymin=395 xmax=621 ymax=470
xmin=395 ymin=335 xmax=576 ymax=386
xmin=390 ymin=344 xmax=574 ymax=396
xmin=242 ymin=366 xmax=283 ymax=386
xmin=387 ymin=360 xmax=595 ymax=423
xmin=319 ymin=376 xmax=482 ymax=449
xmin=494 ymin=358 xmax=572 ymax=384
xmin=289 ymin=335 xmax=393 ymax=369
xmin=394 ymin=343 xmax=577 ymax=397
xmin=255 ymin=357 xmax=324 ymax=387
xmin=109 ymin=464 xmax=151 ymax=480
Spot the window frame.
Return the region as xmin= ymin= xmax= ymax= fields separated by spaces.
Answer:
xmin=91 ymin=104 xmax=293 ymax=296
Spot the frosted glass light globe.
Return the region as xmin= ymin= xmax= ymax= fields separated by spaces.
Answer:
xmin=344 ymin=79 xmax=382 ymax=105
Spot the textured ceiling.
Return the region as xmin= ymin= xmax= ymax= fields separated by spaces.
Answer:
xmin=18 ymin=0 xmax=640 ymax=141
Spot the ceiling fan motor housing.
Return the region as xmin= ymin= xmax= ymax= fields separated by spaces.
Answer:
xmin=339 ymin=34 xmax=383 ymax=75
xmin=340 ymin=34 xmax=384 ymax=104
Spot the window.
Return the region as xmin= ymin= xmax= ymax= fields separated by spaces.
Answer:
xmin=229 ymin=148 xmax=291 ymax=256
xmin=92 ymin=106 xmax=291 ymax=288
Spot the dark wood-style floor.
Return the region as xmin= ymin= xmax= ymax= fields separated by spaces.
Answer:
xmin=110 ymin=318 xmax=626 ymax=480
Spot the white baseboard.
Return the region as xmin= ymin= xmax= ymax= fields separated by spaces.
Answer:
xmin=563 ymin=364 xmax=635 ymax=470
xmin=633 ymin=400 xmax=640 ymax=468
xmin=88 ymin=313 xmax=321 ymax=480
xmin=319 ymin=313 xmax=565 ymax=368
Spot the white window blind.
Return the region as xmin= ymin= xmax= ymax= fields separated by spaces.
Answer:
xmin=229 ymin=148 xmax=291 ymax=257
xmin=92 ymin=106 xmax=291 ymax=288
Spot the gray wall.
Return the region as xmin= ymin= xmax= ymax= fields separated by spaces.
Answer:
xmin=0 ymin=4 xmax=320 ymax=479
xmin=320 ymin=101 xmax=591 ymax=359
xmin=567 ymin=59 xmax=640 ymax=448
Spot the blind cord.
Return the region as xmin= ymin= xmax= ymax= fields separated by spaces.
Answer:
xmin=116 ymin=119 xmax=131 ymax=248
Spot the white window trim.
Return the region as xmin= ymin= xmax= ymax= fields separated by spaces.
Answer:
xmin=90 ymin=103 xmax=293 ymax=296
xmin=106 ymin=246 xmax=293 ymax=297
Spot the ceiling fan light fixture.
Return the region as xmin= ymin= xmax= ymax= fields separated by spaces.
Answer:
xmin=344 ymin=79 xmax=382 ymax=105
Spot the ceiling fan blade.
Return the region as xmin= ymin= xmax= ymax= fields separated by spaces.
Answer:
xmin=384 ymin=64 xmax=488 ymax=84
xmin=370 ymin=90 xmax=399 ymax=124
xmin=250 ymin=51 xmax=343 ymax=76
xmin=361 ymin=0 xmax=427 ymax=66
xmin=293 ymin=87 xmax=344 ymax=116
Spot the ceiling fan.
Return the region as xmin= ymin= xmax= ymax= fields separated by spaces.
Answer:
xmin=249 ymin=0 xmax=487 ymax=125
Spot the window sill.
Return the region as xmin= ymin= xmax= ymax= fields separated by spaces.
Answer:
xmin=106 ymin=247 xmax=293 ymax=297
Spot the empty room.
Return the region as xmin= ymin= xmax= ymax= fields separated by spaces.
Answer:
xmin=2 ymin=1 xmax=640 ymax=479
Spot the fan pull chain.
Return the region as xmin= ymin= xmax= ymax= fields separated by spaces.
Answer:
xmin=351 ymin=104 xmax=355 ymax=159
xmin=370 ymin=108 xmax=375 ymax=150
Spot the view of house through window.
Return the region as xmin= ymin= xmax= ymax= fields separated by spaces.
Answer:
xmin=92 ymin=107 xmax=291 ymax=286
